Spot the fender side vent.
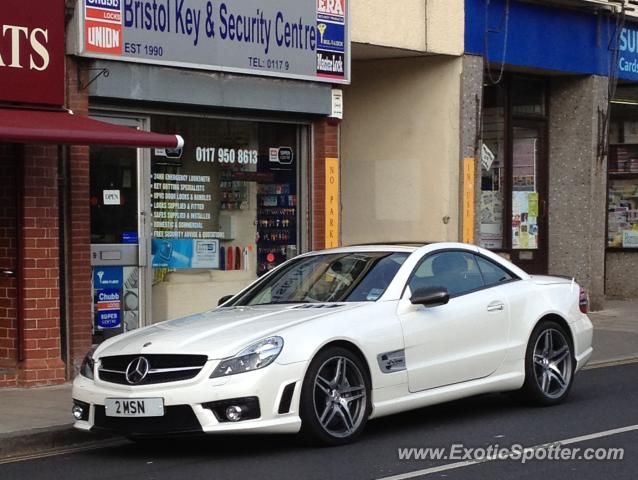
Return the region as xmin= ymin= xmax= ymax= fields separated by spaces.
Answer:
xmin=377 ymin=349 xmax=406 ymax=373
xmin=278 ymin=382 xmax=296 ymax=414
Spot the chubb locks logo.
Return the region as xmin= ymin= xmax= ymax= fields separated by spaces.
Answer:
xmin=84 ymin=0 xmax=123 ymax=55
xmin=0 ymin=24 xmax=51 ymax=71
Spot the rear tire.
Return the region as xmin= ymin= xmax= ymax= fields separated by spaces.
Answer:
xmin=299 ymin=347 xmax=371 ymax=446
xmin=516 ymin=320 xmax=574 ymax=406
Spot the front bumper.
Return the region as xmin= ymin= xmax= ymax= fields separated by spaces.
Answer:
xmin=72 ymin=360 xmax=307 ymax=436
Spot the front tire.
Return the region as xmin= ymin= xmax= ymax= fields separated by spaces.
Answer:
xmin=518 ymin=320 xmax=574 ymax=405
xmin=299 ymin=347 xmax=370 ymax=446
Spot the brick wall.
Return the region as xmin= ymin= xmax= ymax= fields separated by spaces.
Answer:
xmin=0 ymin=144 xmax=18 ymax=387
xmin=312 ymin=119 xmax=340 ymax=251
xmin=17 ymin=145 xmax=66 ymax=386
xmin=66 ymin=57 xmax=93 ymax=374
xmin=0 ymin=57 xmax=93 ymax=387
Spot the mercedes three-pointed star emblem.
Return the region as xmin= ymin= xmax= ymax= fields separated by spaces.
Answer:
xmin=125 ymin=356 xmax=150 ymax=384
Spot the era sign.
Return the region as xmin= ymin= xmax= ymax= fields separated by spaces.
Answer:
xmin=0 ymin=0 xmax=65 ymax=105
xmin=317 ymin=0 xmax=345 ymax=17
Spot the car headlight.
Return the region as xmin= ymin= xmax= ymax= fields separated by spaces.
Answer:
xmin=210 ymin=336 xmax=284 ymax=378
xmin=80 ymin=345 xmax=98 ymax=380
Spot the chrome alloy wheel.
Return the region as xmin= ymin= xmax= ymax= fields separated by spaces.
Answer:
xmin=533 ymin=328 xmax=573 ymax=399
xmin=312 ymin=356 xmax=367 ymax=439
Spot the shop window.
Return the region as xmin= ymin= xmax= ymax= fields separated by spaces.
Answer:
xmin=511 ymin=126 xmax=541 ymax=250
xmin=150 ymin=116 xmax=302 ymax=321
xmin=607 ymin=145 xmax=638 ymax=249
xmin=511 ymin=77 xmax=546 ymax=116
xmin=480 ymin=83 xmax=506 ymax=249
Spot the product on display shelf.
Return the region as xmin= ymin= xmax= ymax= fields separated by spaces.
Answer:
xmin=256 ymin=182 xmax=297 ymax=275
xmin=227 ymin=247 xmax=234 ymax=271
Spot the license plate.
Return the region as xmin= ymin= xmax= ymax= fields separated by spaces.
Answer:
xmin=104 ymin=398 xmax=164 ymax=417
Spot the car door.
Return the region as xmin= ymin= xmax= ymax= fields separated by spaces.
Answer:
xmin=398 ymin=250 xmax=511 ymax=393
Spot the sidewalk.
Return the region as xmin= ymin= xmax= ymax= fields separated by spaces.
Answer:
xmin=1 ymin=299 xmax=637 ymax=461
xmin=0 ymin=383 xmax=116 ymax=461
xmin=588 ymin=299 xmax=638 ymax=365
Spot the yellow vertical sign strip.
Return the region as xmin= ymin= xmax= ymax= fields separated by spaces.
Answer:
xmin=463 ymin=157 xmax=475 ymax=244
xmin=325 ymin=157 xmax=340 ymax=249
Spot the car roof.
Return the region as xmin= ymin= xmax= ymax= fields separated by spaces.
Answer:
xmin=310 ymin=242 xmax=468 ymax=255
xmin=298 ymin=243 xmax=530 ymax=279
xmin=314 ymin=244 xmax=423 ymax=254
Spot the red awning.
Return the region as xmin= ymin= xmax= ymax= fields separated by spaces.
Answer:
xmin=0 ymin=108 xmax=183 ymax=148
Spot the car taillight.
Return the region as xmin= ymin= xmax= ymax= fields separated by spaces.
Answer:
xmin=579 ymin=286 xmax=589 ymax=314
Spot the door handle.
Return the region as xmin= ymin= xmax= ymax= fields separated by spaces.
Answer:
xmin=1 ymin=269 xmax=15 ymax=278
xmin=487 ymin=302 xmax=505 ymax=312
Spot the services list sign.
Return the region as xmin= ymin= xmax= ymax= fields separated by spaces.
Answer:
xmin=75 ymin=0 xmax=349 ymax=83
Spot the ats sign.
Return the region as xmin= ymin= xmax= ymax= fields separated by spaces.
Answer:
xmin=0 ymin=0 xmax=65 ymax=105
xmin=74 ymin=0 xmax=349 ymax=83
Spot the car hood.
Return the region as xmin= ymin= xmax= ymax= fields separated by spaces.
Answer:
xmin=94 ymin=303 xmax=362 ymax=360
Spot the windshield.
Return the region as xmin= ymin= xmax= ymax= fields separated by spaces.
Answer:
xmin=231 ymin=252 xmax=410 ymax=306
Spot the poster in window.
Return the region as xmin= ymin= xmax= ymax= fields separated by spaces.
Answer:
xmin=512 ymin=191 xmax=538 ymax=250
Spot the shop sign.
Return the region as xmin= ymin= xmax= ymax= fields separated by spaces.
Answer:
xmin=331 ymin=89 xmax=343 ymax=119
xmin=103 ymin=189 xmax=121 ymax=205
xmin=269 ymin=147 xmax=294 ymax=169
xmin=619 ymin=26 xmax=638 ymax=81
xmin=95 ymin=288 xmax=122 ymax=329
xmin=325 ymin=157 xmax=339 ymax=248
xmin=623 ymin=230 xmax=638 ymax=248
xmin=73 ymin=0 xmax=349 ymax=83
xmin=467 ymin=0 xmax=638 ymax=82
xmin=0 ymin=0 xmax=65 ymax=105
xmin=96 ymin=308 xmax=121 ymax=329
xmin=93 ymin=266 xmax=124 ymax=289
xmin=151 ymin=238 xmax=220 ymax=269
xmin=462 ymin=158 xmax=475 ymax=244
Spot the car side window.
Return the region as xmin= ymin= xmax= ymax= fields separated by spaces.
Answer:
xmin=475 ymin=255 xmax=514 ymax=286
xmin=346 ymin=254 xmax=408 ymax=301
xmin=408 ymin=251 xmax=485 ymax=297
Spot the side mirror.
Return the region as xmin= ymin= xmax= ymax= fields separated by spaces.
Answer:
xmin=410 ymin=286 xmax=450 ymax=308
xmin=218 ymin=294 xmax=234 ymax=307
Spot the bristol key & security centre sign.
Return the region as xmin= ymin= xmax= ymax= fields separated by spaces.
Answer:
xmin=73 ymin=0 xmax=349 ymax=83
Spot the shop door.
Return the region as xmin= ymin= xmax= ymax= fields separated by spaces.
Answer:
xmin=508 ymin=121 xmax=548 ymax=274
xmin=89 ymin=116 xmax=150 ymax=342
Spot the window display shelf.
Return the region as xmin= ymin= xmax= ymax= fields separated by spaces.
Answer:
xmin=257 ymin=183 xmax=297 ymax=274
xmin=608 ymin=172 xmax=638 ymax=180
xmin=607 ymin=145 xmax=638 ymax=249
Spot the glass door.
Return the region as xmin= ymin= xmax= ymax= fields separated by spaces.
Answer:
xmin=480 ymin=76 xmax=549 ymax=274
xmin=508 ymin=122 xmax=548 ymax=273
xmin=89 ymin=115 xmax=151 ymax=342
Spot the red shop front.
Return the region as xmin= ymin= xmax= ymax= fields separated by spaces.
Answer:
xmin=0 ymin=0 xmax=181 ymax=387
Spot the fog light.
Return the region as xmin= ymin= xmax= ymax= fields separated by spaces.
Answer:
xmin=225 ymin=405 xmax=243 ymax=422
xmin=72 ymin=405 xmax=85 ymax=420
xmin=203 ymin=396 xmax=260 ymax=423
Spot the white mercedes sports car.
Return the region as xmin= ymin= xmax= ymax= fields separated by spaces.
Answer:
xmin=72 ymin=243 xmax=593 ymax=445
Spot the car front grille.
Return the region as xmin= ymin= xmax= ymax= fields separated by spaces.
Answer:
xmin=93 ymin=405 xmax=202 ymax=435
xmin=98 ymin=354 xmax=208 ymax=386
